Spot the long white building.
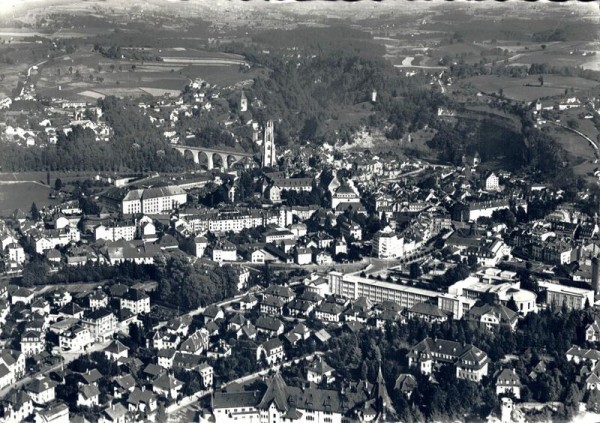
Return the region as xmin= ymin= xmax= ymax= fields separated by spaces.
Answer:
xmin=328 ymin=272 xmax=439 ymax=309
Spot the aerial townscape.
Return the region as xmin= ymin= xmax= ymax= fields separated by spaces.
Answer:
xmin=0 ymin=0 xmax=598 ymax=422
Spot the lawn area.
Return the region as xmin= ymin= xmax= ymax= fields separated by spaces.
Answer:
xmin=459 ymin=74 xmax=600 ymax=101
xmin=545 ymin=124 xmax=597 ymax=160
xmin=0 ymin=182 xmax=58 ymax=216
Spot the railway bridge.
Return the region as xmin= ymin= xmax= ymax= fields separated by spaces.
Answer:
xmin=172 ymin=145 xmax=254 ymax=170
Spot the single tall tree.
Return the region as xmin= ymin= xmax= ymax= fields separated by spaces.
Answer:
xmin=30 ymin=202 xmax=40 ymax=221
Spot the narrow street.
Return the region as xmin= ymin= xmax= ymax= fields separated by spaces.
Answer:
xmin=166 ymin=352 xmax=325 ymax=420
xmin=0 ymin=340 xmax=111 ymax=399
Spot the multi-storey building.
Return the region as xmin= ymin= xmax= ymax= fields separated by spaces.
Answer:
xmin=102 ymin=186 xmax=187 ymax=215
xmin=95 ymin=222 xmax=136 ymax=242
xmin=82 ymin=308 xmax=117 ymax=341
xmin=372 ymin=226 xmax=405 ymax=259
xmin=120 ymin=289 xmax=150 ymax=315
xmin=539 ymin=281 xmax=594 ymax=310
xmin=59 ymin=325 xmax=93 ymax=352
xmin=328 ymin=272 xmax=439 ymax=308
xmin=212 ymin=371 xmax=395 ymax=423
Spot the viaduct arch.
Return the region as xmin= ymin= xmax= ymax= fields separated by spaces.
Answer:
xmin=172 ymin=145 xmax=254 ymax=170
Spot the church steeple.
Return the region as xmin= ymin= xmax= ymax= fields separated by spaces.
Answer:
xmin=372 ymin=364 xmax=397 ymax=420
xmin=262 ymin=120 xmax=276 ymax=168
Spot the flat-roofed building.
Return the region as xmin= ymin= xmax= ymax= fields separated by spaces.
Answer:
xmin=328 ymin=271 xmax=439 ymax=308
xmin=539 ymin=281 xmax=594 ymax=310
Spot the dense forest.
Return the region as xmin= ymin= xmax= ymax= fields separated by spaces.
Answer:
xmin=236 ymin=46 xmax=446 ymax=145
xmin=325 ymin=305 xmax=597 ymax=422
xmin=20 ymin=254 xmax=239 ymax=312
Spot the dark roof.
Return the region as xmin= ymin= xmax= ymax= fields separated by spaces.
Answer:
xmin=121 ymin=289 xmax=150 ymax=302
xmin=468 ymin=303 xmax=518 ymax=325
xmin=204 ymin=304 xmax=223 ymax=319
xmin=256 ymin=315 xmax=284 ymax=332
xmin=25 ymin=377 xmax=57 ymax=394
xmin=79 ymin=369 xmax=103 ymax=385
xmin=408 ymin=302 xmax=448 ymax=318
xmin=105 ymin=340 xmax=129 ymax=354
xmin=153 ymin=373 xmax=183 ymax=390
xmin=213 ymin=391 xmax=260 ymax=409
xmin=83 ymin=308 xmax=113 ymax=321
xmin=261 ymin=338 xmax=283 ymax=353
xmin=394 ymin=373 xmax=417 ymax=393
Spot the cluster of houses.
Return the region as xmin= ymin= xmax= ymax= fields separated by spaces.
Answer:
xmin=0 ymin=275 xmax=220 ymax=423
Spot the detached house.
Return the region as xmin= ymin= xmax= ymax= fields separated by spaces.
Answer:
xmin=256 ymin=338 xmax=285 ymax=366
xmin=25 ymin=377 xmax=56 ymax=405
xmin=120 ymin=289 xmax=150 ymax=315
xmin=77 ymin=385 xmax=100 ymax=408
xmin=20 ymin=331 xmax=45 ymax=357
xmin=468 ymin=304 xmax=518 ymax=332
xmin=255 ymin=316 xmax=284 ymax=337
xmin=104 ymin=340 xmax=129 ymax=362
xmin=152 ymin=373 xmax=183 ymax=400
xmin=408 ymin=337 xmax=490 ymax=382
xmin=495 ymin=368 xmax=521 ymax=399
xmin=179 ymin=329 xmax=210 ymax=355
xmin=82 ymin=308 xmax=117 ymax=341
xmin=586 ymin=319 xmax=600 ymax=343
xmin=260 ymin=295 xmax=285 ymax=315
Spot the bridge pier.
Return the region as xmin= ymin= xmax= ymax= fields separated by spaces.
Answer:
xmin=219 ymin=153 xmax=228 ymax=170
xmin=207 ymin=153 xmax=214 ymax=170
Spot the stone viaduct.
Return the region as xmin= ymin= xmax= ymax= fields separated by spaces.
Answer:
xmin=172 ymin=145 xmax=255 ymax=170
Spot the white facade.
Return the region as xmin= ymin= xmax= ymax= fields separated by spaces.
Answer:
xmin=485 ymin=173 xmax=500 ymax=191
xmin=95 ymin=224 xmax=136 ymax=242
xmin=7 ymin=244 xmax=25 ymax=264
xmin=59 ymin=326 xmax=93 ymax=352
xmin=373 ymin=227 xmax=404 ymax=259
xmin=262 ymin=120 xmax=276 ymax=168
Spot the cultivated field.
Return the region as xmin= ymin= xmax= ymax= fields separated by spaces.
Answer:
xmin=31 ymin=48 xmax=262 ymax=101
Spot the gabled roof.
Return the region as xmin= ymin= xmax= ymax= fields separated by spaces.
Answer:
xmin=394 ymin=373 xmax=417 ymax=393
xmin=469 ymin=303 xmax=518 ymax=325
xmin=153 ymin=373 xmax=183 ymax=391
xmin=58 ymin=302 xmax=83 ymax=316
xmin=496 ymin=368 xmax=521 ymax=387
xmin=25 ymin=377 xmax=57 ymax=394
xmin=102 ymin=403 xmax=127 ymax=421
xmin=80 ymin=384 xmax=100 ymax=399
xmin=105 ymin=340 xmax=129 ymax=354
xmin=204 ymin=304 xmax=223 ymax=318
xmin=79 ymin=368 xmax=103 ymax=385
xmin=143 ymin=363 xmax=165 ymax=378
xmin=114 ymin=374 xmax=136 ymax=391
xmin=128 ymin=387 xmax=156 ymax=405
xmin=261 ymin=338 xmax=283 ymax=353
xmin=408 ymin=302 xmax=448 ymax=318
xmin=307 ymin=359 xmax=333 ymax=376
xmin=257 ymin=373 xmax=288 ymax=412
xmin=256 ymin=315 xmax=284 ymax=332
